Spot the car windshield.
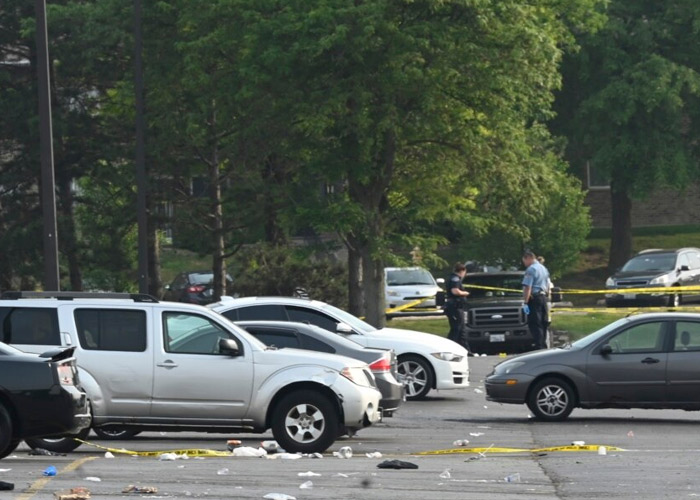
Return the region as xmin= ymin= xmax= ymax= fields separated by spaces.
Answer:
xmin=386 ymin=269 xmax=435 ymax=286
xmin=621 ymin=254 xmax=676 ymax=272
xmin=463 ymin=275 xmax=523 ymax=298
xmin=318 ymin=303 xmax=377 ymax=334
xmin=569 ymin=317 xmax=631 ymax=349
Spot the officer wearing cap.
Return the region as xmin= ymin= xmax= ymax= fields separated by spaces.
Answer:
xmin=521 ymin=250 xmax=550 ymax=350
xmin=445 ymin=262 xmax=470 ymax=351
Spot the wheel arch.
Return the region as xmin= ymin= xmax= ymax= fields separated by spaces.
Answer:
xmin=265 ymin=382 xmax=343 ymax=430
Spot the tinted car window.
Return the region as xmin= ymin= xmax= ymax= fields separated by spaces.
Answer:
xmin=245 ymin=327 xmax=300 ymax=349
xmin=286 ymin=306 xmax=337 ymax=332
xmin=0 ymin=307 xmax=61 ymax=345
xmin=163 ymin=312 xmax=235 ymax=355
xmin=221 ymin=309 xmax=238 ymax=322
xmin=674 ymin=322 xmax=700 ymax=352
xmin=75 ymin=309 xmax=147 ymax=351
xmin=606 ymin=322 xmax=665 ymax=353
xmin=237 ymin=305 xmax=288 ymax=321
xmin=300 ymin=333 xmax=336 ymax=353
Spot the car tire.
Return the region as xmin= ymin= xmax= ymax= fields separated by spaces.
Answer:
xmin=397 ymin=355 xmax=434 ymax=400
xmin=93 ymin=428 xmax=141 ymax=440
xmin=271 ymin=390 xmax=338 ymax=453
xmin=0 ymin=406 xmax=13 ymax=459
xmin=0 ymin=438 xmax=21 ymax=460
xmin=25 ymin=426 xmax=90 ymax=454
xmin=527 ymin=377 xmax=576 ymax=422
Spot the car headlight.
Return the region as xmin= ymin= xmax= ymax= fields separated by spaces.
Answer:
xmin=341 ymin=366 xmax=375 ymax=387
xmin=605 ymin=277 xmax=615 ymax=287
xmin=387 ymin=290 xmax=400 ymax=297
xmin=431 ymin=352 xmax=464 ymax=362
xmin=649 ymin=275 xmax=669 ymax=285
xmin=494 ymin=361 xmax=526 ymax=375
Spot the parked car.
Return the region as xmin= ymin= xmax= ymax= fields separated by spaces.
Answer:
xmin=209 ymin=296 xmax=470 ymax=400
xmin=0 ymin=291 xmax=381 ymax=454
xmin=163 ymin=271 xmax=234 ymax=305
xmin=384 ymin=267 xmax=443 ymax=313
xmin=605 ymin=248 xmax=700 ymax=307
xmin=237 ymin=321 xmax=404 ymax=416
xmin=461 ymin=272 xmax=561 ymax=354
xmin=0 ymin=343 xmax=90 ymax=458
xmin=486 ymin=313 xmax=700 ymax=420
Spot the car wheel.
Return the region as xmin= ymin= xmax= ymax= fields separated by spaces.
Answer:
xmin=93 ymin=428 xmax=141 ymax=440
xmin=25 ymin=426 xmax=90 ymax=454
xmin=0 ymin=438 xmax=20 ymax=460
xmin=527 ymin=377 xmax=576 ymax=421
xmin=271 ymin=390 xmax=338 ymax=453
xmin=397 ymin=355 xmax=434 ymax=400
xmin=0 ymin=406 xmax=13 ymax=459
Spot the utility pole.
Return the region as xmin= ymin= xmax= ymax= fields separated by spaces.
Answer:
xmin=134 ymin=0 xmax=149 ymax=294
xmin=35 ymin=0 xmax=60 ymax=291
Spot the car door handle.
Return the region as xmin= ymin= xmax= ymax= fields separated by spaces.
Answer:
xmin=641 ymin=357 xmax=660 ymax=364
xmin=157 ymin=361 xmax=178 ymax=368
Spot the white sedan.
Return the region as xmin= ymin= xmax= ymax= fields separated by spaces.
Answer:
xmin=209 ymin=296 xmax=469 ymax=399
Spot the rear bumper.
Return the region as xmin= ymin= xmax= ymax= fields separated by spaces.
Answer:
xmin=19 ymin=384 xmax=91 ymax=439
xmin=375 ymin=374 xmax=404 ymax=414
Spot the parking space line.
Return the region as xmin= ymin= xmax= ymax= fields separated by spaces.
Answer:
xmin=17 ymin=456 xmax=96 ymax=500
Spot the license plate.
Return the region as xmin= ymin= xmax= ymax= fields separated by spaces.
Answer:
xmin=489 ymin=334 xmax=505 ymax=342
xmin=623 ymin=293 xmax=635 ymax=299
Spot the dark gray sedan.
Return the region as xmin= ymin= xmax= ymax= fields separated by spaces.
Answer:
xmin=486 ymin=313 xmax=700 ymax=421
xmin=237 ymin=321 xmax=404 ymax=416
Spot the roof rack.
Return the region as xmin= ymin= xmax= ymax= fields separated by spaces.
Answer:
xmin=0 ymin=291 xmax=159 ymax=303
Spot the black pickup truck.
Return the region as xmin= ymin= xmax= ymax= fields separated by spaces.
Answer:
xmin=459 ymin=272 xmax=560 ymax=354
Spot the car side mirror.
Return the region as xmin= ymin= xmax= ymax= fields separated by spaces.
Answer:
xmin=680 ymin=265 xmax=690 ymax=272
xmin=551 ymin=287 xmax=563 ymax=303
xmin=219 ymin=338 xmax=241 ymax=356
xmin=436 ymin=278 xmax=445 ymax=285
xmin=600 ymin=344 xmax=613 ymax=356
xmin=336 ymin=323 xmax=354 ymax=334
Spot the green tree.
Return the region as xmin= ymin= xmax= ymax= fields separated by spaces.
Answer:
xmin=553 ymin=0 xmax=700 ymax=270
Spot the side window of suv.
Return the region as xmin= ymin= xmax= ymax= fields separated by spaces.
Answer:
xmin=0 ymin=307 xmax=60 ymax=345
xmin=75 ymin=309 xmax=147 ymax=351
xmin=285 ymin=306 xmax=338 ymax=332
xmin=236 ymin=305 xmax=288 ymax=321
xmin=163 ymin=312 xmax=238 ymax=355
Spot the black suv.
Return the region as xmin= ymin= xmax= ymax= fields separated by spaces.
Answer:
xmin=459 ymin=272 xmax=559 ymax=354
xmin=605 ymin=248 xmax=700 ymax=308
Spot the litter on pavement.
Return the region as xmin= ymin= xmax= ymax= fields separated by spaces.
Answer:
xmin=0 ymin=481 xmax=13 ymax=491
xmin=263 ymin=494 xmax=296 ymax=500
xmin=122 ymin=485 xmax=158 ymax=494
xmin=43 ymin=465 xmax=58 ymax=476
xmin=232 ymin=447 xmax=267 ymax=457
xmin=299 ymin=481 xmax=313 ymax=489
xmin=298 ymin=471 xmax=321 ymax=477
xmin=365 ymin=452 xmax=382 ymax=458
xmin=333 ymin=446 xmax=353 ymax=459
xmin=376 ymin=460 xmax=419 ymax=470
xmin=53 ymin=487 xmax=91 ymax=500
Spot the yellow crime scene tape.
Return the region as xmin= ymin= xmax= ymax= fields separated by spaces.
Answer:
xmin=75 ymin=438 xmax=233 ymax=457
xmin=416 ymin=444 xmax=624 ymax=455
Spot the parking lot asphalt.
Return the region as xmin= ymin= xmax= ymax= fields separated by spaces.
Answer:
xmin=6 ymin=355 xmax=700 ymax=499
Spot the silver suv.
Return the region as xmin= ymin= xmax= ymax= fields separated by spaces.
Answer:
xmin=0 ymin=292 xmax=381 ymax=453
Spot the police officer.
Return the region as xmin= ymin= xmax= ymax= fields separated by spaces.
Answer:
xmin=521 ymin=250 xmax=550 ymax=350
xmin=445 ymin=262 xmax=470 ymax=351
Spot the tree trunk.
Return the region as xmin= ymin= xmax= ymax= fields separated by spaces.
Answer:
xmin=210 ymin=106 xmax=226 ymax=301
xmin=147 ymin=224 xmax=162 ymax=298
xmin=360 ymin=243 xmax=386 ymax=328
xmin=263 ymin=155 xmax=286 ymax=245
xmin=609 ymin=186 xmax=633 ymax=272
xmin=347 ymin=238 xmax=364 ymax=317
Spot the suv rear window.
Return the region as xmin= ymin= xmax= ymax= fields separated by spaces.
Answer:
xmin=75 ymin=309 xmax=147 ymax=352
xmin=0 ymin=307 xmax=61 ymax=345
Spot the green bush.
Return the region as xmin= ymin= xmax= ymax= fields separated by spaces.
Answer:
xmin=231 ymin=243 xmax=348 ymax=309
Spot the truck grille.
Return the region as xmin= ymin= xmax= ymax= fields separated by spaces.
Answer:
xmin=469 ymin=306 xmax=523 ymax=328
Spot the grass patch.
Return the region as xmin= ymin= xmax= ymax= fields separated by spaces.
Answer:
xmin=160 ymin=247 xmax=211 ymax=284
xmin=389 ymin=311 xmax=627 ymax=343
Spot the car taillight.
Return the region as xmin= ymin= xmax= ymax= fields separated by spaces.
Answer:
xmin=186 ymin=285 xmax=206 ymax=293
xmin=369 ymin=353 xmax=392 ymax=373
xmin=57 ymin=364 xmax=74 ymax=386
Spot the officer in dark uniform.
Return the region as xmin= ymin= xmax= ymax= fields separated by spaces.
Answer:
xmin=444 ymin=262 xmax=470 ymax=351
